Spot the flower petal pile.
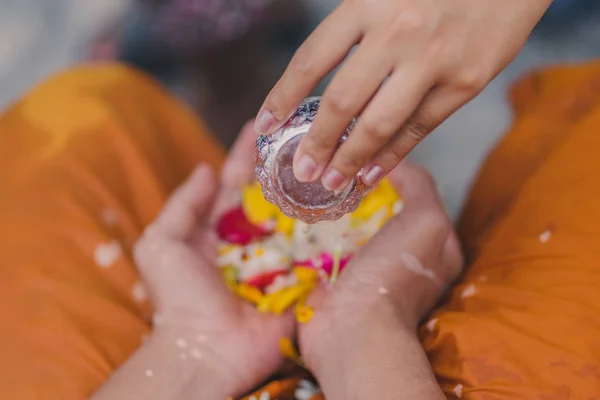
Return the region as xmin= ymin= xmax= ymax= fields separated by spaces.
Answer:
xmin=217 ymin=178 xmax=402 ymax=321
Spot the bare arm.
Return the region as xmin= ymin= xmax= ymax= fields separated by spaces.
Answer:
xmin=92 ymin=128 xmax=296 ymax=400
xmin=299 ymin=162 xmax=463 ymax=399
xmin=309 ymin=306 xmax=445 ymax=400
xmin=91 ymin=327 xmax=232 ymax=400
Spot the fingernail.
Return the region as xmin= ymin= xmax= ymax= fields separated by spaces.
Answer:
xmin=294 ymin=154 xmax=318 ymax=182
xmin=322 ymin=168 xmax=347 ymax=192
xmin=362 ymin=165 xmax=384 ymax=186
xmin=254 ymin=109 xmax=276 ymax=134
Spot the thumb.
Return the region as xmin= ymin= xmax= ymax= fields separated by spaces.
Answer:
xmin=152 ymin=164 xmax=217 ymax=241
xmin=221 ymin=119 xmax=260 ymax=190
xmin=212 ymin=120 xmax=260 ymax=221
xmin=134 ymin=165 xmax=235 ymax=314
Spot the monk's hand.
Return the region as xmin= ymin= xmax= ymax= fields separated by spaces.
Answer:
xmin=133 ymin=122 xmax=292 ymax=397
xmin=255 ymin=0 xmax=551 ymax=191
xmin=298 ymin=162 xmax=463 ymax=399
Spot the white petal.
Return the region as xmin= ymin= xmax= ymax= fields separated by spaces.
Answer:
xmin=217 ymin=246 xmax=243 ymax=267
xmin=296 ymin=380 xmax=321 ymax=399
xmin=461 ymin=284 xmax=477 ymax=298
xmin=392 ymin=200 xmax=404 ymax=215
xmin=259 ymin=392 xmax=270 ymax=400
xmin=539 ymin=230 xmax=551 ymax=243
xmin=425 ymin=318 xmax=438 ymax=333
xmin=299 ymin=380 xmax=313 ymax=389
xmin=453 ymin=383 xmax=463 ymax=398
xmin=400 ymin=253 xmax=440 ymax=284
xmin=265 ymin=275 xmax=288 ymax=294
xmin=94 ymin=240 xmax=122 ymax=269
xmin=295 ymin=388 xmax=312 ymax=400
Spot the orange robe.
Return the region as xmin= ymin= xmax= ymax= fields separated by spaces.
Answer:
xmin=1 ymin=62 xmax=599 ymax=399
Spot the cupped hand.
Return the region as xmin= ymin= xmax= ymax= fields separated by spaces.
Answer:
xmin=133 ymin=122 xmax=293 ymax=396
xmin=255 ymin=0 xmax=551 ymax=191
xmin=298 ymin=161 xmax=463 ymax=395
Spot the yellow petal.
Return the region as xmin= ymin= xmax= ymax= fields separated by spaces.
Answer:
xmin=270 ymin=284 xmax=314 ymax=315
xmin=374 ymin=179 xmax=400 ymax=205
xmin=353 ymin=178 xmax=401 ymax=221
xmin=257 ymin=292 xmax=277 ymax=313
xmin=276 ymin=214 xmax=296 ymax=236
xmin=242 ymin=183 xmax=298 ymax=235
xmin=221 ymin=265 xmax=238 ymax=287
xmin=353 ymin=196 xmax=383 ymax=220
xmin=218 ymin=244 xmax=236 ymax=255
xmin=234 ymin=283 xmax=264 ymax=305
xmin=293 ymin=267 xmax=319 ymax=283
xmin=242 ymin=183 xmax=278 ymax=225
xmin=355 ymin=237 xmax=370 ymax=247
xmin=279 ymin=337 xmax=300 ymax=361
xmin=255 ymin=246 xmax=265 ymax=257
xmin=378 ymin=178 xmax=396 ymax=196
xmin=295 ymin=304 xmax=315 ymax=324
xmin=356 ymin=187 xmax=386 ymax=215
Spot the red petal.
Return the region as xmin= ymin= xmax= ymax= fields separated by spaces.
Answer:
xmin=246 ymin=269 xmax=289 ymax=290
xmin=293 ymin=253 xmax=352 ymax=275
xmin=217 ymin=207 xmax=270 ymax=245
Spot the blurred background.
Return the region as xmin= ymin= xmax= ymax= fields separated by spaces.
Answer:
xmin=0 ymin=0 xmax=599 ymax=218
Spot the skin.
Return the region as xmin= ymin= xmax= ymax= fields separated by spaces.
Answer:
xmin=300 ymin=161 xmax=463 ymax=399
xmin=92 ymin=123 xmax=295 ymax=399
xmin=254 ymin=0 xmax=553 ymax=191
xmin=92 ymin=122 xmax=463 ymax=399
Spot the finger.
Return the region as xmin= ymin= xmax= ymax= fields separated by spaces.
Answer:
xmin=362 ymin=86 xmax=471 ymax=185
xmin=323 ymin=65 xmax=434 ymax=190
xmin=212 ymin=121 xmax=260 ymax=221
xmin=254 ymin=3 xmax=361 ymax=135
xmin=292 ymin=35 xmax=395 ymax=183
xmin=221 ymin=120 xmax=260 ymax=190
xmin=152 ymin=164 xmax=217 ymax=241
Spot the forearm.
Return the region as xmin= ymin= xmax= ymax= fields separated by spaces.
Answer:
xmin=303 ymin=222 xmax=461 ymax=398
xmin=91 ymin=327 xmax=232 ymax=400
xmin=310 ymin=305 xmax=444 ymax=400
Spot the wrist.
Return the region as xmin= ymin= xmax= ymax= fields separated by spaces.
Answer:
xmin=92 ymin=326 xmax=236 ymax=400
xmin=302 ymin=307 xmax=443 ymax=399
xmin=302 ymin=300 xmax=410 ymax=376
xmin=149 ymin=327 xmax=236 ymax=398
